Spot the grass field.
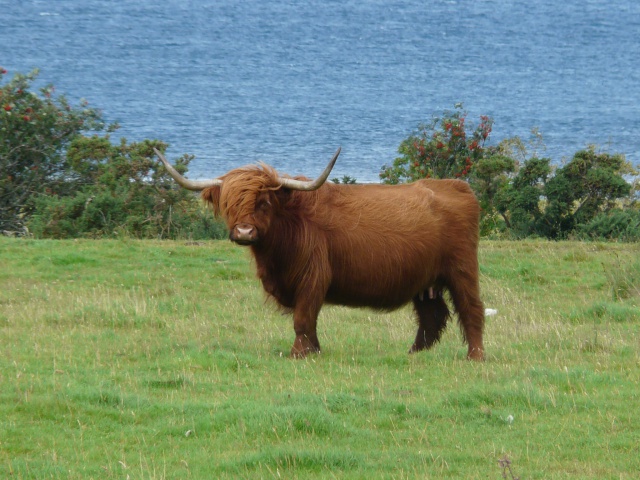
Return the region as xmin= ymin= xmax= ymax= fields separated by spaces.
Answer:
xmin=1 ymin=237 xmax=639 ymax=479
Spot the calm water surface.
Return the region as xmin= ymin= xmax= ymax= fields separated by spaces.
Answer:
xmin=1 ymin=0 xmax=639 ymax=181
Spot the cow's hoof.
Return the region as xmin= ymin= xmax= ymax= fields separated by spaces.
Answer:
xmin=290 ymin=347 xmax=320 ymax=359
xmin=290 ymin=336 xmax=320 ymax=359
xmin=467 ymin=347 xmax=485 ymax=361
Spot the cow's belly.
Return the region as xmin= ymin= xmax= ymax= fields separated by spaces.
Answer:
xmin=325 ymin=265 xmax=435 ymax=310
xmin=324 ymin=241 xmax=441 ymax=309
xmin=324 ymin=287 xmax=414 ymax=310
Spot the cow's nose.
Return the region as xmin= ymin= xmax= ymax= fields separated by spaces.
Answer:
xmin=236 ymin=224 xmax=254 ymax=237
xmin=231 ymin=223 xmax=257 ymax=245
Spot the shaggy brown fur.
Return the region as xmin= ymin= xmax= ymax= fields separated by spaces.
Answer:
xmin=201 ymin=166 xmax=484 ymax=360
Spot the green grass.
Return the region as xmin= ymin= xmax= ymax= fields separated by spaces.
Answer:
xmin=1 ymin=237 xmax=639 ymax=478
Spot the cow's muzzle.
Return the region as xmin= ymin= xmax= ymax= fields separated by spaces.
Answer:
xmin=230 ymin=223 xmax=258 ymax=245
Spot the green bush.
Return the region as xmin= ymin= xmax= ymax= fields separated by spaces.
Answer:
xmin=495 ymin=156 xmax=553 ymax=238
xmin=2 ymin=68 xmax=225 ymax=240
xmin=494 ymin=149 xmax=635 ymax=240
xmin=0 ymin=68 xmax=108 ymax=233
xmin=577 ymin=209 xmax=640 ymax=242
xmin=539 ymin=148 xmax=634 ymax=239
xmin=470 ymin=154 xmax=516 ymax=236
xmin=386 ymin=108 xmax=638 ymax=241
xmin=27 ymin=137 xmax=227 ymax=240
xmin=331 ymin=175 xmax=357 ymax=184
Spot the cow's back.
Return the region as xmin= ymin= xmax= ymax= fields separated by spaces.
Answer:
xmin=316 ymin=179 xmax=479 ymax=309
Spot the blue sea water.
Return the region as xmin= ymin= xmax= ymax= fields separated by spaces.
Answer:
xmin=1 ymin=0 xmax=639 ymax=182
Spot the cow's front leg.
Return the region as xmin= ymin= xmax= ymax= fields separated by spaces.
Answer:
xmin=290 ymin=300 xmax=323 ymax=359
xmin=286 ymin=249 xmax=330 ymax=359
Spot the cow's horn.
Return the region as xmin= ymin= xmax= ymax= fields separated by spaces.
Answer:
xmin=277 ymin=147 xmax=341 ymax=191
xmin=154 ymin=148 xmax=222 ymax=191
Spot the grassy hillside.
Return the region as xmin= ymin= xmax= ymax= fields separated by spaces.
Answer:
xmin=1 ymin=238 xmax=638 ymax=478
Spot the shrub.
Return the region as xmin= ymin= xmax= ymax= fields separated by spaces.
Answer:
xmin=2 ymin=68 xmax=225 ymax=240
xmin=0 ymin=68 xmax=109 ymax=234
xmin=380 ymin=104 xmax=493 ymax=184
xmin=540 ymin=148 xmax=634 ymax=239
xmin=577 ymin=209 xmax=640 ymax=242
xmin=331 ymin=175 xmax=357 ymax=185
xmin=384 ymin=109 xmax=638 ymax=240
xmin=495 ymin=156 xmax=553 ymax=238
xmin=469 ymin=154 xmax=516 ymax=235
xmin=28 ymin=137 xmax=227 ymax=240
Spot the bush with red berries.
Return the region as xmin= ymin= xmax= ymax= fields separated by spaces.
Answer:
xmin=380 ymin=104 xmax=493 ymax=184
xmin=381 ymin=104 xmax=638 ymax=240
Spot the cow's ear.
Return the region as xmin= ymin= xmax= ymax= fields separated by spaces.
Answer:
xmin=201 ymin=186 xmax=222 ymax=217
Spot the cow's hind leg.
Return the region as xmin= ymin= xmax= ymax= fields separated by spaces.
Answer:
xmin=409 ymin=291 xmax=450 ymax=353
xmin=447 ymin=274 xmax=485 ymax=361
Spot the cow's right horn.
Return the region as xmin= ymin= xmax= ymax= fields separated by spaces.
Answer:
xmin=277 ymin=147 xmax=341 ymax=191
xmin=154 ymin=148 xmax=222 ymax=191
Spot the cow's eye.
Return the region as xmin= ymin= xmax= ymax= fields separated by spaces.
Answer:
xmin=257 ymin=200 xmax=271 ymax=212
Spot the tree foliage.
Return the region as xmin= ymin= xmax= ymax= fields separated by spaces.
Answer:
xmin=380 ymin=104 xmax=493 ymax=184
xmin=1 ymin=69 xmax=108 ymax=232
xmin=495 ymin=156 xmax=553 ymax=237
xmin=388 ymin=106 xmax=638 ymax=240
xmin=28 ymin=137 xmax=225 ymax=239
xmin=4 ymin=73 xmax=638 ymax=242
xmin=1 ymin=68 xmax=224 ymax=239
xmin=469 ymin=153 xmax=516 ymax=235
xmin=540 ymin=148 xmax=633 ymax=238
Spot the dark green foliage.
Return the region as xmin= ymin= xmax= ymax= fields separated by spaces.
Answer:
xmin=28 ymin=137 xmax=226 ymax=239
xmin=496 ymin=156 xmax=553 ymax=238
xmin=469 ymin=154 xmax=516 ymax=235
xmin=577 ymin=209 xmax=640 ymax=242
xmin=471 ymin=154 xmax=516 ymax=210
xmin=1 ymin=69 xmax=225 ymax=240
xmin=387 ymin=106 xmax=638 ymax=240
xmin=0 ymin=69 xmax=108 ymax=233
xmin=331 ymin=175 xmax=357 ymax=184
xmin=540 ymin=149 xmax=633 ymax=239
xmin=498 ymin=150 xmax=635 ymax=239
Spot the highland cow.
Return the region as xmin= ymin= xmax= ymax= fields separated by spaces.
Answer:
xmin=156 ymin=148 xmax=484 ymax=360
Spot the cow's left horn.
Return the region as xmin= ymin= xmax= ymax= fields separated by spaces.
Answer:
xmin=154 ymin=148 xmax=222 ymax=191
xmin=277 ymin=147 xmax=341 ymax=191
